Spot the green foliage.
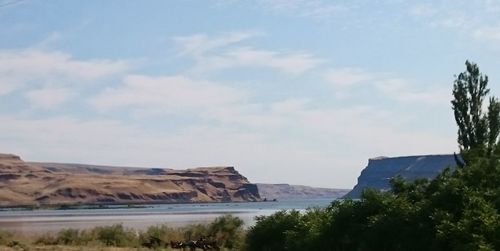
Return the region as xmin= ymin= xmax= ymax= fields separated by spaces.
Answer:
xmin=56 ymin=228 xmax=82 ymax=245
xmin=90 ymin=224 xmax=138 ymax=247
xmin=138 ymin=216 xmax=245 ymax=250
xmin=208 ymin=214 xmax=245 ymax=250
xmin=6 ymin=240 xmax=27 ymax=250
xmin=139 ymin=224 xmax=178 ymax=248
xmin=452 ymin=60 xmax=500 ymax=158
xmin=34 ymin=233 xmax=59 ymax=245
xmin=244 ymin=60 xmax=500 ymax=251
xmin=452 ymin=60 xmax=490 ymax=151
xmin=0 ymin=230 xmax=12 ymax=245
xmin=246 ymin=158 xmax=500 ymax=250
xmin=285 ymin=207 xmax=330 ymax=251
xmin=244 ymin=209 xmax=331 ymax=251
xmin=181 ymin=223 xmax=209 ymax=241
xmin=245 ymin=210 xmax=302 ymax=251
xmin=27 ymin=216 xmax=246 ymax=250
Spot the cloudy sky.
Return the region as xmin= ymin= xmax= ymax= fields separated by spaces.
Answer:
xmin=1 ymin=0 xmax=500 ymax=188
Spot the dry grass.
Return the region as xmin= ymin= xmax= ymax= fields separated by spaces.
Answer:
xmin=0 ymin=215 xmax=245 ymax=251
xmin=0 ymin=246 xmax=156 ymax=251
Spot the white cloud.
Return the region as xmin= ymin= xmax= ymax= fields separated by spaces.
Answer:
xmin=483 ymin=0 xmax=500 ymax=12
xmin=409 ymin=4 xmax=437 ymax=17
xmin=324 ymin=67 xmax=449 ymax=105
xmin=90 ymin=74 xmax=248 ymax=115
xmin=293 ymin=106 xmax=453 ymax=155
xmin=324 ymin=68 xmax=375 ymax=87
xmin=0 ymin=49 xmax=131 ymax=95
xmin=225 ymin=47 xmax=322 ymax=75
xmin=174 ymin=32 xmax=323 ymax=75
xmin=255 ymin=0 xmax=349 ymax=20
xmin=409 ymin=1 xmax=500 ymax=45
xmin=474 ymin=25 xmax=500 ymax=42
xmin=25 ymin=87 xmax=74 ymax=109
xmin=173 ymin=31 xmax=261 ymax=57
xmin=436 ymin=12 xmax=468 ymax=29
xmin=373 ymin=78 xmax=450 ymax=104
xmin=270 ymin=98 xmax=309 ymax=114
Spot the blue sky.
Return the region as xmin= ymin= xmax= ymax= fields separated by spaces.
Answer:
xmin=1 ymin=0 xmax=500 ymax=188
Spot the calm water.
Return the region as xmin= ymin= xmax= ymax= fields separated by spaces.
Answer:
xmin=0 ymin=199 xmax=334 ymax=233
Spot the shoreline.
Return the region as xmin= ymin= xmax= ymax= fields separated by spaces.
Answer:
xmin=0 ymin=199 xmax=333 ymax=234
xmin=0 ymin=199 xmax=272 ymax=211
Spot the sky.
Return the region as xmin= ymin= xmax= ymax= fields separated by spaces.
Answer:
xmin=1 ymin=0 xmax=500 ymax=189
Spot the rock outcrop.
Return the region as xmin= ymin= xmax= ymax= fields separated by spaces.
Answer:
xmin=256 ymin=183 xmax=349 ymax=200
xmin=344 ymin=154 xmax=457 ymax=199
xmin=0 ymin=154 xmax=260 ymax=207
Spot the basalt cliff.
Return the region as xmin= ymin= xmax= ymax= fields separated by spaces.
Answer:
xmin=344 ymin=154 xmax=457 ymax=199
xmin=256 ymin=183 xmax=349 ymax=200
xmin=0 ymin=153 xmax=260 ymax=207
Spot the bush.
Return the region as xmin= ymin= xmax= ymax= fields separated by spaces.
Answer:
xmin=245 ymin=210 xmax=302 ymax=251
xmin=34 ymin=233 xmax=59 ymax=245
xmin=182 ymin=223 xmax=209 ymax=241
xmin=18 ymin=216 xmax=248 ymax=249
xmin=90 ymin=224 xmax=138 ymax=247
xmin=56 ymin=228 xmax=81 ymax=245
xmin=208 ymin=214 xmax=245 ymax=250
xmin=0 ymin=230 xmax=12 ymax=245
xmin=6 ymin=240 xmax=27 ymax=250
xmin=287 ymin=207 xmax=330 ymax=251
xmin=138 ymin=216 xmax=245 ymax=249
xmin=139 ymin=224 xmax=181 ymax=248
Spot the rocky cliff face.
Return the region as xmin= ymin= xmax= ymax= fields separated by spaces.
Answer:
xmin=0 ymin=154 xmax=260 ymax=207
xmin=256 ymin=183 xmax=349 ymax=200
xmin=344 ymin=154 xmax=457 ymax=199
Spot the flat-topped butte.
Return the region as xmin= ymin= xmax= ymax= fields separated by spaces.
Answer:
xmin=0 ymin=154 xmax=260 ymax=207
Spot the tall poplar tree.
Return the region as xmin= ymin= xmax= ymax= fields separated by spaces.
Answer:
xmin=452 ymin=61 xmax=500 ymax=159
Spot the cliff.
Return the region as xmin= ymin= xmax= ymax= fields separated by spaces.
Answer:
xmin=344 ymin=154 xmax=457 ymax=199
xmin=0 ymin=154 xmax=260 ymax=207
xmin=256 ymin=183 xmax=349 ymax=200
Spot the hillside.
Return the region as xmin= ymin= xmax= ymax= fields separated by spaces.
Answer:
xmin=0 ymin=154 xmax=260 ymax=207
xmin=344 ymin=154 xmax=457 ymax=198
xmin=256 ymin=183 xmax=349 ymax=200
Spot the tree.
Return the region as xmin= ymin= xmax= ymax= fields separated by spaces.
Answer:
xmin=245 ymin=61 xmax=500 ymax=251
xmin=451 ymin=61 xmax=500 ymax=159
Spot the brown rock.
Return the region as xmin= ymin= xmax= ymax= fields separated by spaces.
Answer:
xmin=0 ymin=153 xmax=260 ymax=207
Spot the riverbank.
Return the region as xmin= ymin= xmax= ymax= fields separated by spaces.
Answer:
xmin=0 ymin=246 xmax=149 ymax=251
xmin=0 ymin=199 xmax=333 ymax=234
xmin=0 ymin=215 xmax=246 ymax=251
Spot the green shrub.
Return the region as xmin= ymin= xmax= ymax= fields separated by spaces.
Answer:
xmin=286 ymin=207 xmax=330 ymax=251
xmin=208 ymin=214 xmax=245 ymax=250
xmin=56 ymin=228 xmax=81 ymax=245
xmin=182 ymin=223 xmax=209 ymax=241
xmin=138 ymin=216 xmax=246 ymax=249
xmin=6 ymin=240 xmax=27 ymax=250
xmin=0 ymin=230 xmax=12 ymax=245
xmin=139 ymin=224 xmax=180 ymax=248
xmin=90 ymin=224 xmax=138 ymax=247
xmin=34 ymin=233 xmax=58 ymax=245
xmin=245 ymin=210 xmax=302 ymax=251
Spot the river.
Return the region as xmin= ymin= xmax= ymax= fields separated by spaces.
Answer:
xmin=0 ymin=198 xmax=334 ymax=233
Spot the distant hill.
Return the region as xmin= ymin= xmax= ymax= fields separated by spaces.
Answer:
xmin=256 ymin=183 xmax=349 ymax=200
xmin=0 ymin=153 xmax=260 ymax=207
xmin=344 ymin=154 xmax=457 ymax=199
